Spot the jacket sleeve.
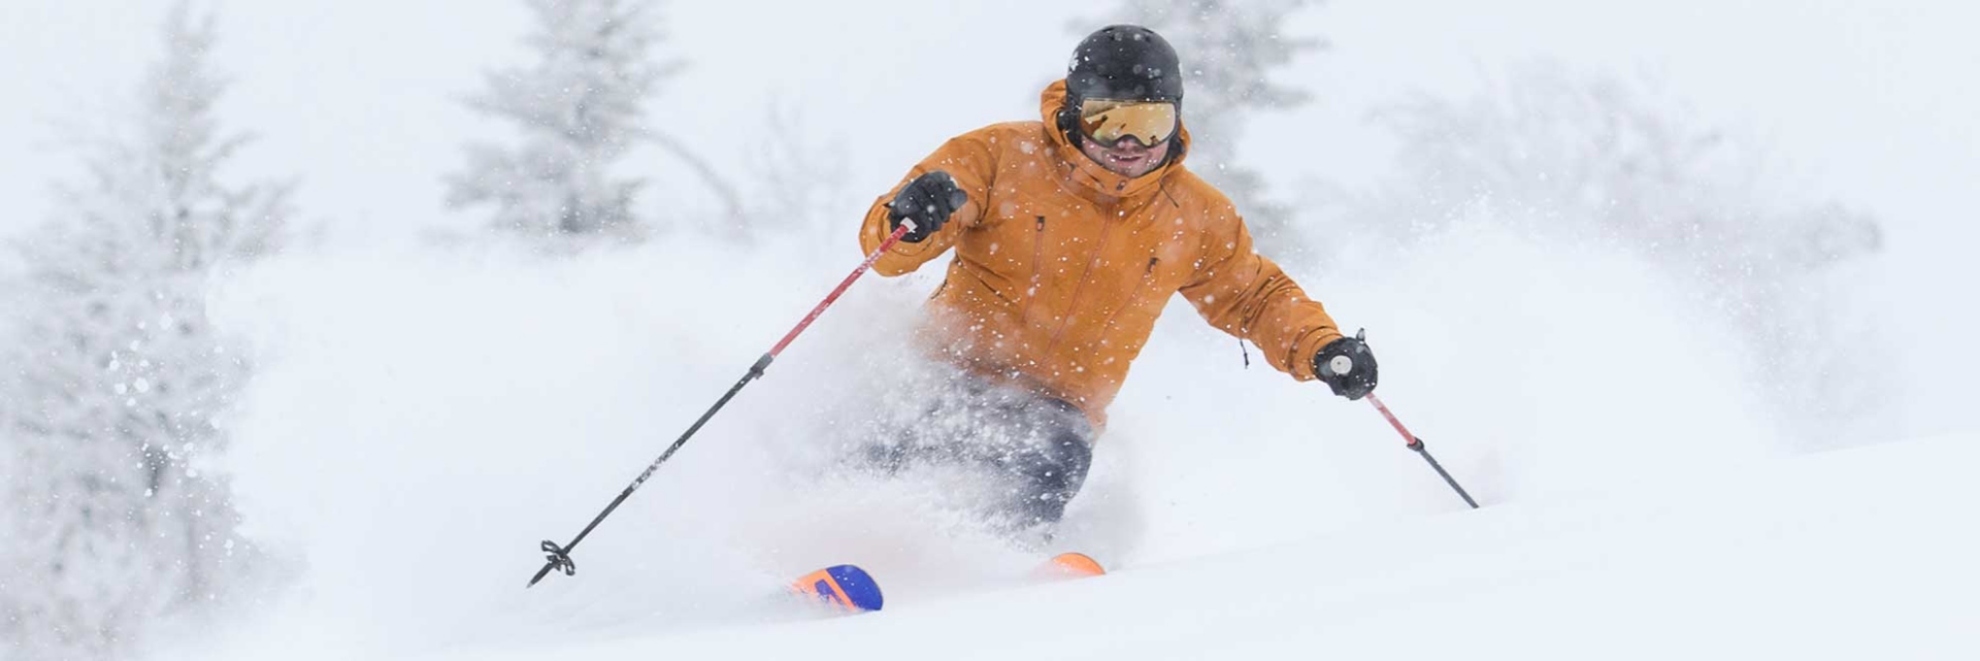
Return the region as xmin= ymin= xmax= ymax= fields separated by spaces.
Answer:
xmin=1178 ymin=206 xmax=1344 ymax=381
xmin=858 ymin=130 xmax=998 ymax=276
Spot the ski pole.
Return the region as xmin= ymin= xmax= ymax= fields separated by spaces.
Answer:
xmin=527 ymin=221 xmax=918 ymax=588
xmin=1366 ymin=392 xmax=1479 ymax=509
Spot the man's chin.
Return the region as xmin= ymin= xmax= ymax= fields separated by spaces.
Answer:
xmin=1080 ymin=146 xmax=1161 ymax=177
xmin=1100 ymin=157 xmax=1152 ymax=177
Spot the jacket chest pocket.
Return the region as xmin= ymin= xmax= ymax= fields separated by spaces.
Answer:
xmin=983 ymin=189 xmax=1078 ymax=306
xmin=1120 ymin=228 xmax=1192 ymax=301
xmin=1095 ymin=255 xmax=1170 ymax=334
xmin=1112 ymin=225 xmax=1199 ymax=316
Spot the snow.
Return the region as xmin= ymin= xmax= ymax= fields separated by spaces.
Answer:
xmin=5 ymin=2 xmax=1979 ymax=659
xmin=138 ymin=217 xmax=1962 ymax=660
xmin=431 ymin=432 xmax=1980 ymax=661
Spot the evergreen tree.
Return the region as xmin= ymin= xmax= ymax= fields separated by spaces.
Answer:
xmin=1088 ymin=0 xmax=1321 ymax=244
xmin=0 ymin=4 xmax=287 ymax=657
xmin=446 ymin=0 xmax=682 ymax=241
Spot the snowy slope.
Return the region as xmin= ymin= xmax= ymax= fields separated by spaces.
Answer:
xmin=159 ymin=223 xmax=1970 ymax=661
xmin=432 ymin=432 xmax=1980 ymax=661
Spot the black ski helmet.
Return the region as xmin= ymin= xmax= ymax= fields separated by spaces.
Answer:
xmin=1060 ymin=25 xmax=1184 ymax=149
xmin=1065 ymin=25 xmax=1184 ymax=105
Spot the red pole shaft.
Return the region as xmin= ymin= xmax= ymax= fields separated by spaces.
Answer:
xmin=769 ymin=222 xmax=912 ymax=357
xmin=1366 ymin=393 xmax=1420 ymax=449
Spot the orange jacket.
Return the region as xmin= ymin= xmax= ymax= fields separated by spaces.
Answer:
xmin=860 ymin=80 xmax=1344 ymax=428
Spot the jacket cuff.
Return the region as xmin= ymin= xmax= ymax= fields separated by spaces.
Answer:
xmin=1289 ymin=327 xmax=1345 ymax=381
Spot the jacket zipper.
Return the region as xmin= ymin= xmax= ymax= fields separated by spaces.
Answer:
xmin=1015 ymin=216 xmax=1047 ymax=328
xmin=1041 ymin=213 xmax=1119 ymax=356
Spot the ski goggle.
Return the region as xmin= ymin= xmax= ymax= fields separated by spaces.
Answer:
xmin=1077 ymin=99 xmax=1178 ymax=147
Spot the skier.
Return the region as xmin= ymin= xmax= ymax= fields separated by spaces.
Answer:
xmin=858 ymin=25 xmax=1378 ymax=538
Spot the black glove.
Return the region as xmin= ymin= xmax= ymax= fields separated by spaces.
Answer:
xmin=1313 ymin=333 xmax=1378 ymax=400
xmin=887 ymin=171 xmax=968 ymax=243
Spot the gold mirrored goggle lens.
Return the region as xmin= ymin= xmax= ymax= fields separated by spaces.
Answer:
xmin=1078 ymin=99 xmax=1178 ymax=146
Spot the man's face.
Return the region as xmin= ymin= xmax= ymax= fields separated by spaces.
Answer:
xmin=1079 ymin=135 xmax=1171 ymax=178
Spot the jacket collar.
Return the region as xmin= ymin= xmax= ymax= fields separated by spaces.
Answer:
xmin=1039 ymin=80 xmax=1191 ymax=202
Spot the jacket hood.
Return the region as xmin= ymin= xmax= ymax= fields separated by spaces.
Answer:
xmin=1039 ymin=79 xmax=1191 ymax=200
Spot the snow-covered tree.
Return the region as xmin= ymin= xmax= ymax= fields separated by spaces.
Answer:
xmin=0 ymin=4 xmax=287 ymax=658
xmin=446 ymin=0 xmax=683 ymax=242
xmin=1085 ymin=0 xmax=1321 ymax=244
xmin=1315 ymin=62 xmax=1883 ymax=446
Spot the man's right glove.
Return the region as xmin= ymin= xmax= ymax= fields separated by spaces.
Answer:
xmin=887 ymin=171 xmax=969 ymax=243
xmin=1313 ymin=333 xmax=1378 ymax=400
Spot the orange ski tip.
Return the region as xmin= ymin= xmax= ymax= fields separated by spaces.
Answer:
xmin=1048 ymin=552 xmax=1105 ymax=577
xmin=790 ymin=569 xmax=853 ymax=612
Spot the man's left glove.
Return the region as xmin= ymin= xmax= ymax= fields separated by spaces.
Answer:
xmin=1313 ymin=333 xmax=1378 ymax=400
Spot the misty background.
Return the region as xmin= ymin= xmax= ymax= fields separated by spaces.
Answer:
xmin=2 ymin=1 xmax=1974 ymax=659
